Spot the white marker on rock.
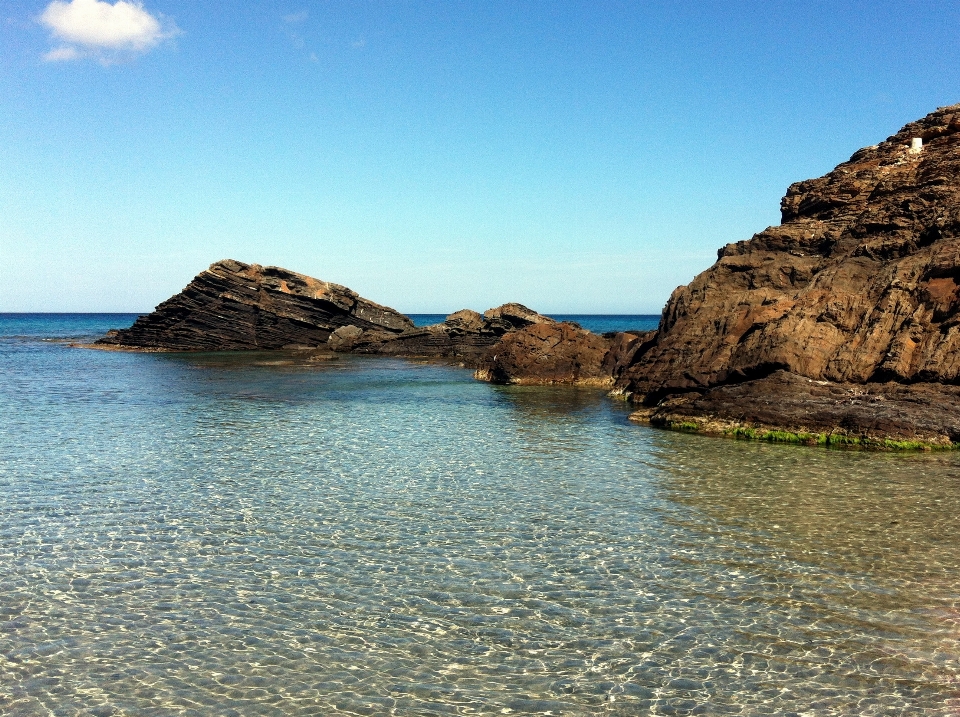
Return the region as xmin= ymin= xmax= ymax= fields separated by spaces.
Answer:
xmin=910 ymin=137 xmax=923 ymax=153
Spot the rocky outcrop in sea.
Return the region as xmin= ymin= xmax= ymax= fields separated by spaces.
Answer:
xmin=347 ymin=303 xmax=559 ymax=363
xmin=96 ymin=260 xmax=558 ymax=364
xmin=474 ymin=323 xmax=654 ymax=387
xmin=97 ymin=259 xmax=415 ymax=351
xmin=468 ymin=104 xmax=960 ymax=446
xmin=614 ymin=103 xmax=960 ymax=446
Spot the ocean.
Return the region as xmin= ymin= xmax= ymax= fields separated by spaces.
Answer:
xmin=2 ymin=314 xmax=959 ymax=715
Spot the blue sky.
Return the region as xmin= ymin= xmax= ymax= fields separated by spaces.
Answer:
xmin=1 ymin=1 xmax=958 ymax=313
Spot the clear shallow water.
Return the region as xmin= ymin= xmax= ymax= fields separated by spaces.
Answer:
xmin=2 ymin=315 xmax=960 ymax=716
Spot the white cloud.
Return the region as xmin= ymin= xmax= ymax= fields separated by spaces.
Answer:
xmin=39 ymin=0 xmax=178 ymax=61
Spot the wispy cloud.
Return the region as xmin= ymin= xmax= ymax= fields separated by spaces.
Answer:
xmin=282 ymin=9 xmax=316 ymax=61
xmin=283 ymin=10 xmax=308 ymax=24
xmin=42 ymin=45 xmax=80 ymax=61
xmin=39 ymin=0 xmax=179 ymax=62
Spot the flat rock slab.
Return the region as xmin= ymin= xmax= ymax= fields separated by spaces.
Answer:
xmin=635 ymin=370 xmax=960 ymax=448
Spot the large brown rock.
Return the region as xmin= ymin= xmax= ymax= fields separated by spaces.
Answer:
xmin=95 ymin=258 xmax=557 ymax=361
xmin=474 ymin=323 xmax=653 ymax=386
xmin=96 ymin=259 xmax=413 ymax=351
xmin=619 ymin=104 xmax=960 ymax=406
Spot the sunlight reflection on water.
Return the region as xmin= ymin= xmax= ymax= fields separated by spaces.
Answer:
xmin=1 ymin=315 xmax=959 ymax=715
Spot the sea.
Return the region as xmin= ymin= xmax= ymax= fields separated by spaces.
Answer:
xmin=2 ymin=313 xmax=960 ymax=716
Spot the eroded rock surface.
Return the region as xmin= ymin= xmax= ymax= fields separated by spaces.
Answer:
xmin=97 ymin=260 xmax=413 ymax=351
xmin=597 ymin=103 xmax=960 ymax=445
xmin=350 ymin=304 xmax=557 ymax=364
xmin=95 ymin=258 xmax=559 ymax=362
xmin=613 ymin=104 xmax=960 ymax=419
xmin=475 ymin=324 xmax=653 ymax=386
xmin=630 ymin=370 xmax=960 ymax=447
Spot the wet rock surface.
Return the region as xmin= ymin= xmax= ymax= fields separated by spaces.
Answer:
xmin=631 ymin=370 xmax=960 ymax=447
xmin=97 ymin=259 xmax=414 ymax=351
xmin=613 ymin=103 xmax=960 ymax=444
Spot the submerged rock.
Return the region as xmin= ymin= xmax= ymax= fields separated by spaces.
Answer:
xmin=96 ymin=259 xmax=414 ymax=351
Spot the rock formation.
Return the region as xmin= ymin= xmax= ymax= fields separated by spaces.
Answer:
xmin=632 ymin=370 xmax=960 ymax=448
xmin=95 ymin=260 xmax=556 ymax=363
xmin=348 ymin=304 xmax=557 ymax=364
xmin=92 ymin=105 xmax=960 ymax=446
xmin=97 ymin=259 xmax=414 ymax=351
xmin=614 ymin=103 xmax=960 ymax=446
xmin=474 ymin=323 xmax=653 ymax=387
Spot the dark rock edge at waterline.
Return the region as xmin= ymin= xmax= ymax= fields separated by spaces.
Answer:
xmin=624 ymin=370 xmax=960 ymax=451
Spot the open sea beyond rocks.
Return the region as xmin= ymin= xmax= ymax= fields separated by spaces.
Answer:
xmin=3 ymin=314 xmax=960 ymax=716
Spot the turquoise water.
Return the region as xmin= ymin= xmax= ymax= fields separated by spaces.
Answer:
xmin=2 ymin=315 xmax=960 ymax=716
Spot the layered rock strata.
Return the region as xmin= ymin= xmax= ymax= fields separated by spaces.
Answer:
xmin=613 ymin=103 xmax=960 ymax=446
xmin=346 ymin=304 xmax=557 ymax=364
xmin=97 ymin=260 xmax=414 ymax=351
xmin=95 ymin=260 xmax=555 ymax=363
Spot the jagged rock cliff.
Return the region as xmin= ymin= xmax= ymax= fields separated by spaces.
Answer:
xmin=615 ymin=103 xmax=960 ymax=445
xmin=97 ymin=259 xmax=414 ymax=350
xmin=620 ymin=104 xmax=960 ymax=401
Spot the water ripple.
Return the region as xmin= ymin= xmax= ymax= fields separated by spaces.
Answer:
xmin=1 ymin=316 xmax=959 ymax=715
